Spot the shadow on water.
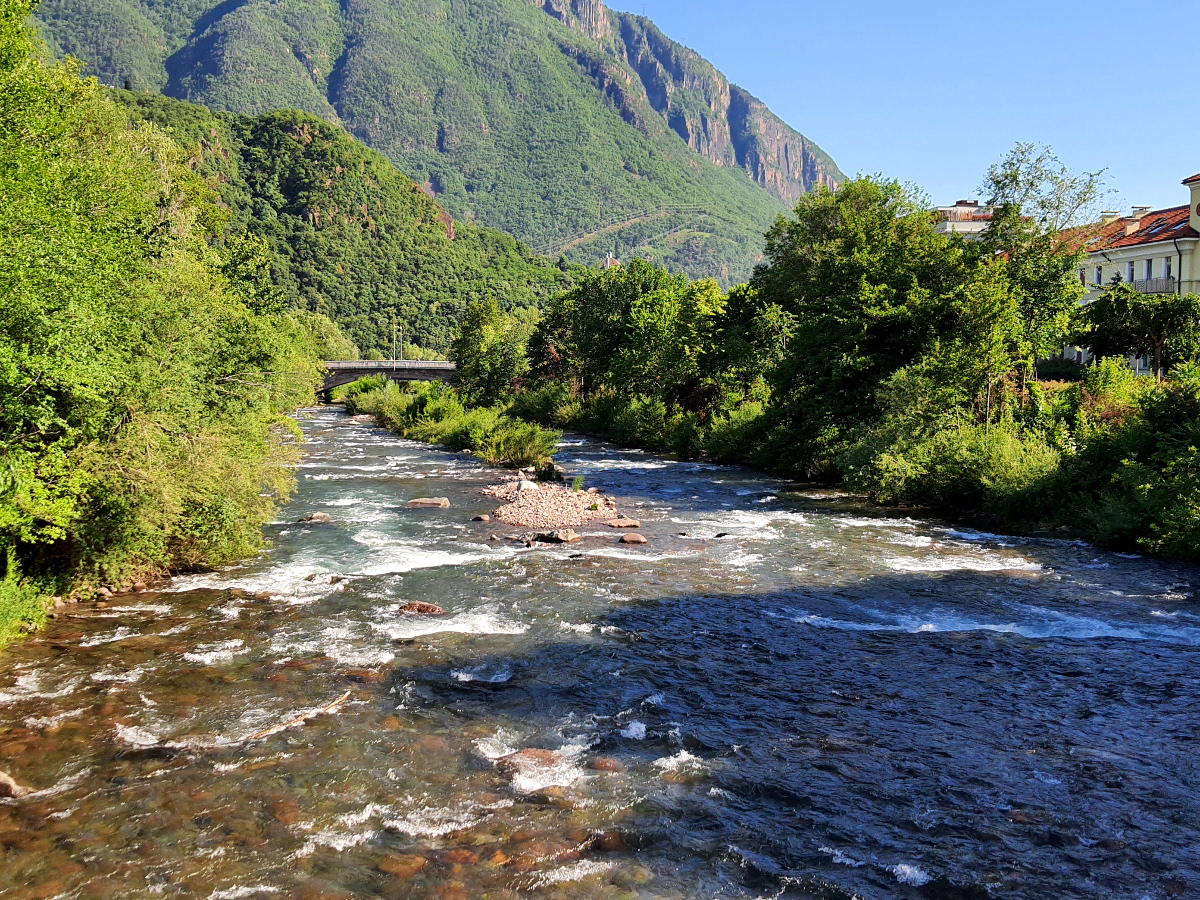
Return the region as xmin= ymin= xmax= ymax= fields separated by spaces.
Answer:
xmin=403 ymin=571 xmax=1200 ymax=900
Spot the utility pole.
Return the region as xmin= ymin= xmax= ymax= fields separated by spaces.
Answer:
xmin=391 ymin=314 xmax=396 ymax=368
xmin=399 ymin=321 xmax=404 ymax=361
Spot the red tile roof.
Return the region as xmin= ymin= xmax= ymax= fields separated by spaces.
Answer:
xmin=1182 ymin=173 xmax=1200 ymax=185
xmin=1060 ymin=205 xmax=1198 ymax=253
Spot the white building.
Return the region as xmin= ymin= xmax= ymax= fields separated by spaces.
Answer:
xmin=1071 ymin=174 xmax=1200 ymax=299
xmin=935 ymin=200 xmax=992 ymax=240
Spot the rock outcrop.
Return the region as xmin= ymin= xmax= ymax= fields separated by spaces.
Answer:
xmin=538 ymin=0 xmax=843 ymax=204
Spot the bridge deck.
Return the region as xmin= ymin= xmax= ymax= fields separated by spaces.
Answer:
xmin=321 ymin=360 xmax=456 ymax=395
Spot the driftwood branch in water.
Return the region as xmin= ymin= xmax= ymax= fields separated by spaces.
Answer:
xmin=242 ymin=690 xmax=352 ymax=742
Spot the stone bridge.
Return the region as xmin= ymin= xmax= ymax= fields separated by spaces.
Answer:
xmin=321 ymin=360 xmax=456 ymax=398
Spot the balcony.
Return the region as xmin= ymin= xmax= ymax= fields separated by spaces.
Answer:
xmin=1133 ymin=277 xmax=1177 ymax=294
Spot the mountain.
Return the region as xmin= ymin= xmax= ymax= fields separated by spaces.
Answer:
xmin=34 ymin=0 xmax=844 ymax=284
xmin=111 ymin=90 xmax=571 ymax=355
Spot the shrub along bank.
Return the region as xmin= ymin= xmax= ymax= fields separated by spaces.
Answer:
xmin=445 ymin=152 xmax=1200 ymax=562
xmin=0 ymin=1 xmax=350 ymax=644
xmin=343 ymin=378 xmax=561 ymax=469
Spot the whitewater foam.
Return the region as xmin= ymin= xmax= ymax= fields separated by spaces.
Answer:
xmin=372 ymin=607 xmax=528 ymax=641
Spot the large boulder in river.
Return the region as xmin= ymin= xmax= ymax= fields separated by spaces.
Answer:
xmin=297 ymin=512 xmax=333 ymax=524
xmin=620 ymin=533 xmax=648 ymax=544
xmin=406 ymin=497 xmax=451 ymax=509
xmin=604 ymin=518 xmax=641 ymax=528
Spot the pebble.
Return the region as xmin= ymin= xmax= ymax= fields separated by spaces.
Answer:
xmin=497 ymin=748 xmax=563 ymax=772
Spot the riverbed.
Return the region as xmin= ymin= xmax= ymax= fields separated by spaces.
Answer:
xmin=1 ymin=406 xmax=1197 ymax=899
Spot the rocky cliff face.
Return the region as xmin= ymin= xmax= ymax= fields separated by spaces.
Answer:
xmin=533 ymin=0 xmax=610 ymax=42
xmin=536 ymin=0 xmax=842 ymax=204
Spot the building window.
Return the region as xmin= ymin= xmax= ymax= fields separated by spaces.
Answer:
xmin=1166 ymin=257 xmax=1173 ymax=279
xmin=1095 ymin=266 xmax=1103 ymax=285
xmin=1145 ymin=259 xmax=1154 ymax=280
xmin=1126 ymin=261 xmax=1135 ymax=282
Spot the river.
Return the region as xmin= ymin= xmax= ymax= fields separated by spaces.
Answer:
xmin=1 ymin=406 xmax=1198 ymax=899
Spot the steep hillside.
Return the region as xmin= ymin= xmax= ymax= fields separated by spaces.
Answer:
xmin=111 ymin=91 xmax=571 ymax=355
xmin=536 ymin=0 xmax=839 ymax=206
xmin=35 ymin=0 xmax=844 ymax=284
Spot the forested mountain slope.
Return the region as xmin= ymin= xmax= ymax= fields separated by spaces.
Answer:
xmin=113 ymin=91 xmax=570 ymax=355
xmin=34 ymin=0 xmax=844 ymax=284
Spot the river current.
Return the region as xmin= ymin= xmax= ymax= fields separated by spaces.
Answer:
xmin=1 ymin=407 xmax=1198 ymax=899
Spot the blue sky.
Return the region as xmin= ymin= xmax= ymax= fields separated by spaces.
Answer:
xmin=610 ymin=0 xmax=1197 ymax=214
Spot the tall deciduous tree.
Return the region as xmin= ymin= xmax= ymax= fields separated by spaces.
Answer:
xmin=449 ymin=298 xmax=527 ymax=406
xmin=750 ymin=176 xmax=979 ymax=472
xmin=980 ymin=143 xmax=1100 ymax=369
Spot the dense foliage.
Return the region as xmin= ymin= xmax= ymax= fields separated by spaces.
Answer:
xmin=343 ymin=378 xmax=560 ymax=468
xmin=112 ymin=91 xmax=573 ymax=356
xmin=32 ymin=0 xmax=841 ymax=283
xmin=0 ymin=1 xmax=340 ymax=643
xmin=444 ymin=153 xmax=1200 ymax=561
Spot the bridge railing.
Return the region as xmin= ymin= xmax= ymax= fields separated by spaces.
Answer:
xmin=324 ymin=360 xmax=455 ymax=372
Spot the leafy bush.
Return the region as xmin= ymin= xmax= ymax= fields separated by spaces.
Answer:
xmin=703 ymin=402 xmax=767 ymax=464
xmin=343 ymin=379 xmax=560 ymax=467
xmin=851 ymin=423 xmax=1061 ymax=512
xmin=509 ymin=382 xmax=581 ymax=428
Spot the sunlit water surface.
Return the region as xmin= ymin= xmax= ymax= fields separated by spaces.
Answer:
xmin=2 ymin=407 xmax=1198 ymax=899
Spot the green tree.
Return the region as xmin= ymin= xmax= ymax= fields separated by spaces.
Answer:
xmin=449 ymin=298 xmax=527 ymax=406
xmin=0 ymin=0 xmax=330 ymax=641
xmin=980 ymin=143 xmax=1099 ymax=374
xmin=750 ymin=176 xmax=979 ymax=473
xmin=1077 ymin=283 xmax=1200 ymax=379
xmin=529 ymin=259 xmax=723 ymax=409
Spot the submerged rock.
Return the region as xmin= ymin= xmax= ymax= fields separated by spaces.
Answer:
xmin=588 ymin=756 xmax=626 ymax=772
xmin=0 ymin=771 xmax=30 ymax=799
xmin=401 ymin=601 xmax=446 ymax=615
xmin=620 ymin=533 xmax=648 ymax=544
xmin=378 ymin=854 xmax=427 ymax=878
xmin=406 ymin=497 xmax=451 ymax=509
xmin=297 ymin=512 xmax=334 ymax=524
xmin=498 ymin=748 xmax=563 ymax=772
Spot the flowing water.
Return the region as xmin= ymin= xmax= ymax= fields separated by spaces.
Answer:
xmin=2 ymin=407 xmax=1198 ymax=900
